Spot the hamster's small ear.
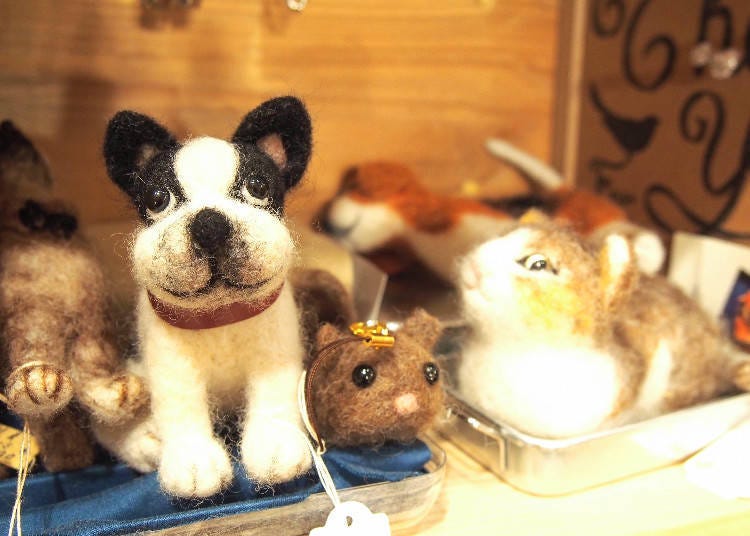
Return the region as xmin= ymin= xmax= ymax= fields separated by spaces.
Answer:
xmin=519 ymin=208 xmax=550 ymax=225
xmin=232 ymin=96 xmax=312 ymax=191
xmin=315 ymin=323 xmax=343 ymax=352
xmin=599 ymin=234 xmax=638 ymax=311
xmin=103 ymin=111 xmax=177 ymax=197
xmin=400 ymin=308 xmax=443 ymax=350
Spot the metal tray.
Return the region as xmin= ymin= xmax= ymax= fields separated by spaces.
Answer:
xmin=147 ymin=439 xmax=446 ymax=535
xmin=438 ymin=389 xmax=750 ymax=496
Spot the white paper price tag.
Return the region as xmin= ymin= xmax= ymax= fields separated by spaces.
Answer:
xmin=309 ymin=501 xmax=391 ymax=536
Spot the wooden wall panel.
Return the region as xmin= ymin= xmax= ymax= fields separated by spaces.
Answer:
xmin=0 ymin=0 xmax=559 ymax=226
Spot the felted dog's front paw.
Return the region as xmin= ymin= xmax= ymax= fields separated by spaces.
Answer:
xmin=241 ymin=419 xmax=312 ymax=485
xmin=6 ymin=363 xmax=73 ymax=418
xmin=159 ymin=436 xmax=233 ymax=498
xmin=78 ymin=373 xmax=149 ymax=424
xmin=92 ymin=411 xmax=162 ymax=473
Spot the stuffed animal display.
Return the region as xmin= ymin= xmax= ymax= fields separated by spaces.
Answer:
xmin=319 ymin=142 xmax=664 ymax=283
xmin=0 ymin=121 xmax=147 ymax=471
xmin=307 ymin=308 xmax=444 ymax=447
xmin=456 ymin=216 xmax=750 ymax=439
xmin=96 ymin=97 xmax=315 ymax=498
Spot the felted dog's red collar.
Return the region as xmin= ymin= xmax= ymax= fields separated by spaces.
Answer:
xmin=147 ymin=284 xmax=284 ymax=330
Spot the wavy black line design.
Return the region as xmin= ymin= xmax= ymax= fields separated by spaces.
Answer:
xmin=592 ymin=0 xmax=626 ymax=37
xmin=644 ymin=91 xmax=750 ymax=238
xmin=623 ymin=0 xmax=676 ymax=91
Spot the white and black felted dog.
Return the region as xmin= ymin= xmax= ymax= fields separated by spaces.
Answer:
xmin=100 ymin=97 xmax=313 ymax=498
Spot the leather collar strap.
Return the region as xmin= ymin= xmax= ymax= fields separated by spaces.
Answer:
xmin=148 ymin=284 xmax=284 ymax=330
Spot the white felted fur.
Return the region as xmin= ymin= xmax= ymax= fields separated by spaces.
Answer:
xmin=485 ymin=137 xmax=564 ymax=190
xmin=459 ymin=228 xmax=571 ymax=335
xmin=459 ymin=339 xmax=620 ymax=438
xmin=98 ymin=136 xmax=310 ymax=497
xmin=327 ymin=196 xmax=513 ymax=281
xmin=630 ymin=339 xmax=673 ymax=421
xmin=588 ymin=221 xmax=665 ymax=276
xmin=327 ymin=197 xmax=405 ymax=254
xmin=174 ymin=137 xmax=239 ymax=199
xmin=602 ymin=234 xmax=631 ymax=308
xmin=141 ymin=285 xmax=309 ymax=496
xmin=132 ymin=192 xmax=293 ymax=309
xmin=457 ymin=228 xmax=622 ymax=437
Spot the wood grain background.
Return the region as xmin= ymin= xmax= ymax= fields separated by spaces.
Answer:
xmin=0 ymin=0 xmax=559 ymax=227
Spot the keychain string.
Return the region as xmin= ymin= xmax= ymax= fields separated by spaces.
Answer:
xmin=302 ymin=322 xmax=396 ymax=453
xmin=303 ymin=336 xmax=361 ymax=453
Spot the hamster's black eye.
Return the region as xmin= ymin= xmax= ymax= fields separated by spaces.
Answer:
xmin=518 ymin=253 xmax=557 ymax=274
xmin=423 ymin=363 xmax=439 ymax=385
xmin=246 ymin=176 xmax=269 ymax=201
xmin=352 ymin=364 xmax=376 ymax=388
xmin=144 ymin=187 xmax=171 ymax=213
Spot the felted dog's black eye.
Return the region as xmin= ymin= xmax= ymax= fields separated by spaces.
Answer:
xmin=352 ymin=364 xmax=376 ymax=388
xmin=246 ymin=177 xmax=269 ymax=201
xmin=423 ymin=363 xmax=439 ymax=385
xmin=144 ymin=187 xmax=171 ymax=213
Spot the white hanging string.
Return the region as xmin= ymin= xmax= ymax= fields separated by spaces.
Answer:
xmin=297 ymin=371 xmax=340 ymax=508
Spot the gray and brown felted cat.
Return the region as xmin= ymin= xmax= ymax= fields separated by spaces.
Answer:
xmin=457 ymin=216 xmax=750 ymax=439
xmin=0 ymin=120 xmax=147 ymax=471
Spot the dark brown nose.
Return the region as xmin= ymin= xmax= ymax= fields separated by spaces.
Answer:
xmin=189 ymin=208 xmax=231 ymax=253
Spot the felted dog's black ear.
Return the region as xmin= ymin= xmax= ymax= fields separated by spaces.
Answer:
xmin=231 ymin=96 xmax=312 ymax=190
xmin=103 ymin=111 xmax=177 ymax=197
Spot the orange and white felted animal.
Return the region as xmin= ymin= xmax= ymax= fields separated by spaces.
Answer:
xmin=456 ymin=217 xmax=749 ymax=439
xmin=0 ymin=120 xmax=147 ymax=471
xmin=96 ymin=97 xmax=314 ymax=498
xmin=321 ymin=145 xmax=664 ymax=285
xmin=321 ymin=162 xmax=516 ymax=281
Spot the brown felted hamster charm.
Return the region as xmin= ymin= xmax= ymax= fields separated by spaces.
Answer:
xmin=307 ymin=309 xmax=444 ymax=448
xmin=0 ymin=121 xmax=147 ymax=471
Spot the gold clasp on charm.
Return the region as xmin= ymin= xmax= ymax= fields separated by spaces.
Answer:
xmin=349 ymin=321 xmax=395 ymax=348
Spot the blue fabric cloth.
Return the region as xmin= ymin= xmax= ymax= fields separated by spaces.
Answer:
xmin=0 ymin=441 xmax=432 ymax=536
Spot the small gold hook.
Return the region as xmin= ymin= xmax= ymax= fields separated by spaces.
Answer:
xmin=349 ymin=321 xmax=395 ymax=348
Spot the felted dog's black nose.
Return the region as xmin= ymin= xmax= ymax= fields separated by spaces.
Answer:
xmin=190 ymin=208 xmax=231 ymax=253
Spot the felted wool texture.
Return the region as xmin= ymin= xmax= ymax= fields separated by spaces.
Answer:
xmin=321 ymin=161 xmax=665 ymax=284
xmin=99 ymin=97 xmax=314 ymax=499
xmin=0 ymin=121 xmax=148 ymax=472
xmin=323 ymin=162 xmax=515 ymax=282
xmin=485 ymin=138 xmax=665 ymax=275
xmin=232 ymin=96 xmax=313 ymax=192
xmin=457 ymin=220 xmax=748 ymax=439
xmin=135 ymin=284 xmax=310 ymax=496
xmin=309 ymin=308 xmax=444 ymax=447
xmin=290 ymin=267 xmax=356 ymax=356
